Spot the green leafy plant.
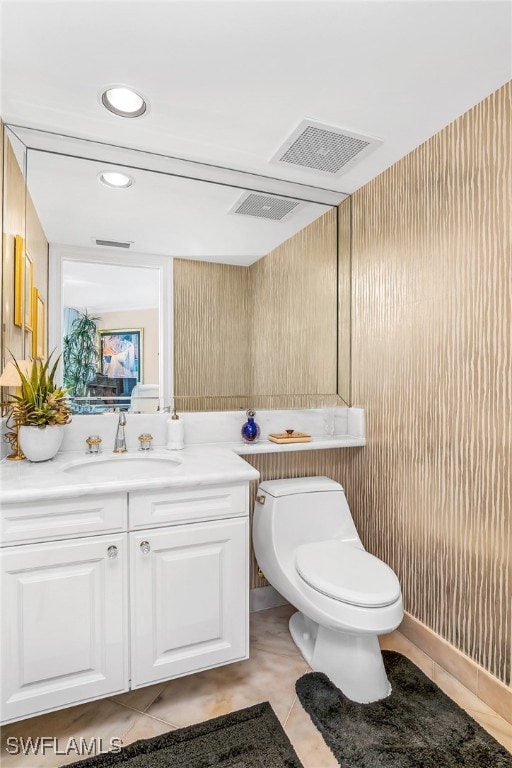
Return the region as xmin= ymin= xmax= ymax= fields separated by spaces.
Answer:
xmin=9 ymin=353 xmax=72 ymax=427
xmin=63 ymin=310 xmax=99 ymax=396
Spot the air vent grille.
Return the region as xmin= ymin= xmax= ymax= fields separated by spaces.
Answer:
xmin=95 ymin=239 xmax=131 ymax=249
xmin=230 ymin=192 xmax=301 ymax=221
xmin=273 ymin=120 xmax=382 ymax=175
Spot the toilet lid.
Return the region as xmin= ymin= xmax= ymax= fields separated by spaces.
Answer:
xmin=295 ymin=540 xmax=401 ymax=607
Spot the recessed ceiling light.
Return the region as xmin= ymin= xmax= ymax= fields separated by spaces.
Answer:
xmin=98 ymin=171 xmax=134 ymax=189
xmin=101 ymin=86 xmax=147 ymax=118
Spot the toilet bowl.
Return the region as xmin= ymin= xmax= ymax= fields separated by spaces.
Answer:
xmin=252 ymin=476 xmax=403 ymax=703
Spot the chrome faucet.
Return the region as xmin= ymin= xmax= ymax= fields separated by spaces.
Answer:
xmin=113 ymin=409 xmax=127 ymax=453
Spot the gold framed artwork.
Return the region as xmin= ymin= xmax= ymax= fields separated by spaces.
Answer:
xmin=14 ymin=235 xmax=24 ymax=327
xmin=31 ymin=288 xmax=46 ymax=359
xmin=24 ymin=252 xmax=34 ymax=331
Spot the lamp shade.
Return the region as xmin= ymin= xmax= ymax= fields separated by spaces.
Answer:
xmin=0 ymin=360 xmax=32 ymax=387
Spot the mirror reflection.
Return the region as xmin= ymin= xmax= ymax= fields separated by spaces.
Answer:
xmin=62 ymin=260 xmax=160 ymax=413
xmin=4 ymin=126 xmax=350 ymax=412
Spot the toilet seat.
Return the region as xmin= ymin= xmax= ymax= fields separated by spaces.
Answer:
xmin=295 ymin=540 xmax=401 ymax=608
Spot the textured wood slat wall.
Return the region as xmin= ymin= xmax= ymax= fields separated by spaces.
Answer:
xmin=174 ymin=209 xmax=338 ymax=411
xmin=338 ymin=198 xmax=351 ymax=405
xmin=173 ymin=393 xmax=342 ymax=413
xmin=174 ymin=85 xmax=510 ymax=686
xmin=174 ymin=259 xmax=250 ymax=399
xmin=346 ymin=82 xmax=511 ymax=685
xmin=249 ymin=208 xmax=337 ymax=396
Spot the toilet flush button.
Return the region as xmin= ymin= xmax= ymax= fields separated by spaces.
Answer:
xmin=256 ymin=495 xmax=266 ymax=504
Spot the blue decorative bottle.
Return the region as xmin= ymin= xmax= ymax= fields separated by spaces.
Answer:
xmin=241 ymin=409 xmax=260 ymax=443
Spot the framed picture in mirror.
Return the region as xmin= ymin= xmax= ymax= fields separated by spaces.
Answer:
xmin=99 ymin=329 xmax=142 ymax=383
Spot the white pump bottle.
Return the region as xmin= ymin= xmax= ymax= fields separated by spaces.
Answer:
xmin=166 ymin=407 xmax=184 ymax=450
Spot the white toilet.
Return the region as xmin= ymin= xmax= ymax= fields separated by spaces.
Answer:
xmin=252 ymin=476 xmax=403 ymax=703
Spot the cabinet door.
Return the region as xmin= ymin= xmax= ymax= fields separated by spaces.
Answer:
xmin=1 ymin=534 xmax=128 ymax=724
xmin=130 ymin=517 xmax=248 ymax=687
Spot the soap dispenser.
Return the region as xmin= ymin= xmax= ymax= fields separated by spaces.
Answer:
xmin=166 ymin=406 xmax=185 ymax=450
xmin=241 ymin=409 xmax=260 ymax=443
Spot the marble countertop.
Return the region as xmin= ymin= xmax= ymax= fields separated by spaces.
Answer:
xmin=0 ymin=407 xmax=366 ymax=505
xmin=0 ymin=445 xmax=260 ymax=504
xmin=233 ymin=435 xmax=366 ymax=455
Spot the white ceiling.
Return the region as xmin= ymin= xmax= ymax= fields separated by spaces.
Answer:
xmin=63 ymin=261 xmax=160 ymax=313
xmin=24 ymin=148 xmax=332 ymax=263
xmin=1 ymin=0 xmax=511 ymax=259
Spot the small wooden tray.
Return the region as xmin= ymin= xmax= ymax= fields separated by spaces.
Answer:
xmin=268 ymin=431 xmax=312 ymax=444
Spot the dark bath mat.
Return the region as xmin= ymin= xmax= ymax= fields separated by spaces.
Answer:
xmin=65 ymin=701 xmax=303 ymax=767
xmin=296 ymin=650 xmax=512 ymax=768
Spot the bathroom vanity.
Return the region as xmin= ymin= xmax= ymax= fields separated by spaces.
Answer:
xmin=0 ymin=447 xmax=259 ymax=724
xmin=0 ymin=406 xmax=366 ymax=724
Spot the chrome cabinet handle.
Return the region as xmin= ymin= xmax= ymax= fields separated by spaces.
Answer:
xmin=107 ymin=545 xmax=118 ymax=559
xmin=140 ymin=540 xmax=151 ymax=554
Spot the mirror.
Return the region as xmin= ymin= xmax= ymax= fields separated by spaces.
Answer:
xmin=5 ymin=125 xmax=350 ymax=411
xmin=63 ymin=260 xmax=159 ymax=410
xmin=52 ymin=245 xmax=171 ymax=413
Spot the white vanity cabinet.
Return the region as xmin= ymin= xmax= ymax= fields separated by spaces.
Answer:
xmin=130 ymin=517 xmax=248 ymax=687
xmin=1 ymin=532 xmax=128 ymax=724
xmin=128 ymin=483 xmax=249 ymax=687
xmin=0 ymin=480 xmax=250 ymax=724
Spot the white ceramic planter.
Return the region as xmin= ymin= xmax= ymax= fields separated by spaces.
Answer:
xmin=18 ymin=425 xmax=65 ymax=462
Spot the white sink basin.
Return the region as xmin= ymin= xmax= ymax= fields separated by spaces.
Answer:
xmin=61 ymin=453 xmax=182 ymax=482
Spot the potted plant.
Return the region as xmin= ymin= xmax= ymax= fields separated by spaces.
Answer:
xmin=8 ymin=353 xmax=72 ymax=462
xmin=63 ymin=310 xmax=99 ymax=397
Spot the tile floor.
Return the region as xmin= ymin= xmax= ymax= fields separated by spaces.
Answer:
xmin=1 ymin=604 xmax=511 ymax=767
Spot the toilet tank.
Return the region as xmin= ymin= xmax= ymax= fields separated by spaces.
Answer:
xmin=255 ymin=476 xmax=361 ymax=558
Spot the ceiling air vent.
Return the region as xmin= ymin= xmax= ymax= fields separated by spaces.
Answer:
xmin=229 ymin=192 xmax=302 ymax=222
xmin=272 ymin=119 xmax=383 ymax=175
xmin=95 ymin=239 xmax=131 ymax=248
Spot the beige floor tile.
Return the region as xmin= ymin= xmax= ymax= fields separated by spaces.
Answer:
xmin=2 ymin=607 xmax=509 ymax=765
xmin=465 ymin=708 xmax=512 ymax=754
xmin=145 ymin=647 xmax=309 ymax=728
xmin=250 ymin=603 xmax=302 ymax=658
xmin=379 ymin=629 xmax=435 ymax=679
xmin=0 ymin=698 xmax=139 ymax=767
xmin=109 ymin=681 xmax=168 ymax=714
xmin=284 ymin=697 xmax=339 ymax=768
xmin=431 ymin=666 xmax=512 ymax=756
xmin=119 ymin=712 xmax=176 ymax=746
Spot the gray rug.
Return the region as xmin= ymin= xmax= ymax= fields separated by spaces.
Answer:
xmin=65 ymin=701 xmax=303 ymax=767
xmin=296 ymin=650 xmax=512 ymax=767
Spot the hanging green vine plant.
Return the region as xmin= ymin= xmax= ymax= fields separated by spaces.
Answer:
xmin=63 ymin=310 xmax=99 ymax=397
